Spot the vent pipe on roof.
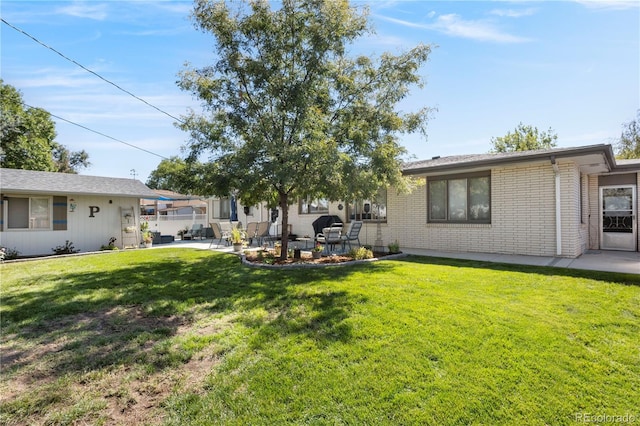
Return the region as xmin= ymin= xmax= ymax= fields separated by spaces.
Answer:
xmin=550 ymin=156 xmax=562 ymax=256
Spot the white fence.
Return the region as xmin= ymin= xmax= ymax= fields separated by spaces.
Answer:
xmin=142 ymin=214 xmax=208 ymax=238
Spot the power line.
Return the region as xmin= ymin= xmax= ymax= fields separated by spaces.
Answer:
xmin=1 ymin=18 xmax=185 ymax=125
xmin=22 ymin=102 xmax=169 ymax=160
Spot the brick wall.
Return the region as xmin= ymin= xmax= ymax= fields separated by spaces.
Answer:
xmin=386 ymin=160 xmax=588 ymax=257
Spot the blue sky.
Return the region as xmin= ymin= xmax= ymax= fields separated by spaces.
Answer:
xmin=1 ymin=0 xmax=638 ymax=183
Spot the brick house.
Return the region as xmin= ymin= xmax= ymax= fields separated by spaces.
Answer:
xmin=267 ymin=144 xmax=638 ymax=258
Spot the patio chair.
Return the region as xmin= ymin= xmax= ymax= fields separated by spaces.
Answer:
xmin=245 ymin=222 xmax=259 ymax=245
xmin=255 ymin=221 xmax=272 ymax=247
xmin=317 ymin=226 xmax=343 ymax=254
xmin=183 ymin=223 xmax=204 ymax=240
xmin=208 ymin=222 xmax=230 ymax=248
xmin=341 ymin=221 xmax=363 ymax=250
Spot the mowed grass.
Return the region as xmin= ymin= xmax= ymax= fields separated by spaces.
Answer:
xmin=1 ymin=249 xmax=638 ymax=425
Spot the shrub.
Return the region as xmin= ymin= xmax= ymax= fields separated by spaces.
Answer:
xmin=388 ymin=240 xmax=400 ymax=254
xmin=52 ymin=240 xmax=80 ymax=255
xmin=349 ymin=246 xmax=373 ymax=260
xmin=100 ymin=237 xmax=118 ymax=251
xmin=0 ymin=247 xmax=20 ymax=261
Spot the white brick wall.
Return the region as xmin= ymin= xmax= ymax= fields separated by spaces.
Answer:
xmin=226 ymin=168 xmax=638 ymax=258
xmin=385 ymin=161 xmax=588 ymax=257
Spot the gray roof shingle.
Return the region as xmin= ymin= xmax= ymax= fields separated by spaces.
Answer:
xmin=0 ymin=168 xmax=158 ymax=198
xmin=402 ymin=144 xmax=620 ymax=175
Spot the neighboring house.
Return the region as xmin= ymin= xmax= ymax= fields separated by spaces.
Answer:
xmin=141 ymin=189 xmax=207 ymax=217
xmin=0 ymin=168 xmax=157 ymax=256
xmin=141 ymin=189 xmax=208 ymax=237
xmin=223 ymin=144 xmax=639 ymax=258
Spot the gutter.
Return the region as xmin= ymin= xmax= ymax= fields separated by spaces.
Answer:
xmin=402 ymin=144 xmax=618 ymax=176
xmin=550 ymin=156 xmax=562 ymax=256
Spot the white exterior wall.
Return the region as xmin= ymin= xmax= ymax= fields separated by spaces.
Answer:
xmin=205 ymin=161 xmax=638 ymax=258
xmin=385 ymin=161 xmax=584 ymax=257
xmin=559 ymin=163 xmax=584 ymax=257
xmin=1 ymin=194 xmax=140 ymax=256
xmin=226 ymin=161 xmax=586 ymax=257
xmin=587 ymin=175 xmax=600 ymax=250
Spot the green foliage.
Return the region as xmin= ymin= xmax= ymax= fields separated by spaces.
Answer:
xmin=51 ymin=240 xmax=79 ymax=255
xmin=0 ymin=80 xmax=90 ymax=173
xmin=348 ymin=246 xmax=373 ymax=260
xmin=145 ymin=156 xmax=195 ymax=192
xmin=387 ymin=240 xmax=400 ymax=253
xmin=615 ymin=110 xmax=640 ymax=159
xmin=230 ymin=226 xmax=244 ymax=244
xmin=99 ymin=237 xmax=118 ymax=251
xmin=177 ymin=0 xmax=433 ymax=257
xmin=490 ymin=122 xmax=558 ymax=153
xmin=0 ymin=246 xmax=21 ymax=261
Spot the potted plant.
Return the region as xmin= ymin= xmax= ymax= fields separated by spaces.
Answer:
xmin=230 ymin=227 xmax=244 ymax=252
xmin=142 ymin=231 xmax=153 ymax=248
xmin=140 ymin=221 xmax=152 ymax=248
xmin=311 ymin=243 xmax=323 ymax=259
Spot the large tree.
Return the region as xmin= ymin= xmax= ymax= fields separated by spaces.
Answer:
xmin=614 ymin=110 xmax=640 ymax=159
xmin=146 ymin=156 xmax=193 ymax=192
xmin=490 ymin=123 xmax=558 ymax=153
xmin=178 ymin=0 xmax=432 ymax=258
xmin=0 ymin=80 xmax=90 ymax=173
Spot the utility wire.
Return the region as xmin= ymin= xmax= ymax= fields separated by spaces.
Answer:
xmin=1 ymin=18 xmax=186 ymax=125
xmin=23 ymin=102 xmax=169 ymax=160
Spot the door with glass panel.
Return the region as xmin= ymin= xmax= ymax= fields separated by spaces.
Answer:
xmin=600 ymin=185 xmax=637 ymax=251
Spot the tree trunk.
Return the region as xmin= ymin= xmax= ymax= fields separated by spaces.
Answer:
xmin=279 ymin=192 xmax=289 ymax=260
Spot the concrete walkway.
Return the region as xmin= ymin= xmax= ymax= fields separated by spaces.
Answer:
xmin=156 ymin=239 xmax=639 ymax=275
xmin=402 ymin=248 xmax=640 ymax=275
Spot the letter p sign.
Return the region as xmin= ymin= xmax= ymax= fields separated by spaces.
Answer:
xmin=89 ymin=206 xmax=100 ymax=217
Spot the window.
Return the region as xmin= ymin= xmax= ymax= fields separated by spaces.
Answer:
xmin=299 ymin=197 xmax=329 ymax=214
xmin=428 ymin=173 xmax=490 ymax=223
xmin=219 ymin=197 xmax=230 ymax=219
xmin=348 ymin=189 xmax=387 ymax=222
xmin=6 ymin=196 xmax=51 ymax=229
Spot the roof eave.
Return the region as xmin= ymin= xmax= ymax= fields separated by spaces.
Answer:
xmin=403 ymin=145 xmax=617 ymax=176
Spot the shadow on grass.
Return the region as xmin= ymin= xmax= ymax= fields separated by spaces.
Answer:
xmin=393 ymin=255 xmax=640 ymax=286
xmin=1 ymin=249 xmax=388 ymax=382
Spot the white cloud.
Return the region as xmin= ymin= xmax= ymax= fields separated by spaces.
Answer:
xmin=430 ymin=13 xmax=531 ymax=43
xmin=574 ymin=0 xmax=640 ymax=10
xmin=489 ymin=8 xmax=537 ymax=18
xmin=379 ymin=13 xmax=531 ymax=44
xmin=55 ymin=2 xmax=108 ymax=20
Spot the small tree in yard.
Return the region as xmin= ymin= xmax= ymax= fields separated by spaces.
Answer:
xmin=615 ymin=110 xmax=640 ymax=159
xmin=178 ymin=0 xmax=432 ymax=259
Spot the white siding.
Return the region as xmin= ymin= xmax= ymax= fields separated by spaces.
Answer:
xmin=1 ymin=195 xmax=140 ymax=256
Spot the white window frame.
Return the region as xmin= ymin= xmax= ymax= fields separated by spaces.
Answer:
xmin=5 ymin=196 xmax=53 ymax=230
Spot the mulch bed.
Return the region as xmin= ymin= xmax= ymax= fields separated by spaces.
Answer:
xmin=242 ymin=250 xmax=403 ymax=267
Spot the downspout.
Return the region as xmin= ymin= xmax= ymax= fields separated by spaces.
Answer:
xmin=550 ymin=156 xmax=562 ymax=256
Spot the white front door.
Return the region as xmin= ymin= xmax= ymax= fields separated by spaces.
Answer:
xmin=600 ymin=185 xmax=637 ymax=251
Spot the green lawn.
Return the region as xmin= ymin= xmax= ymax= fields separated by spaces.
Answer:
xmin=1 ymin=249 xmax=638 ymax=425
